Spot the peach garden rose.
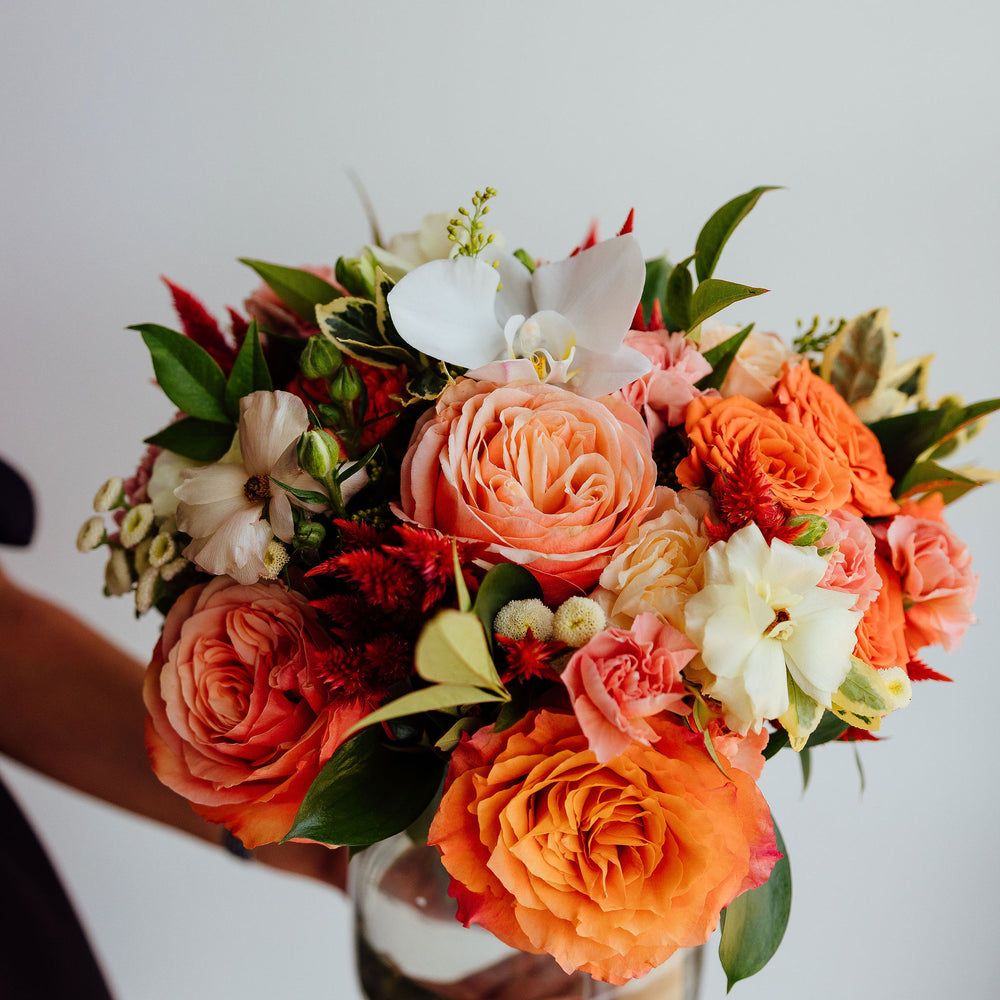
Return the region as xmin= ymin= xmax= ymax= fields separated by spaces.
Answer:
xmin=143 ymin=576 xmax=366 ymax=848
xmin=399 ymin=378 xmax=659 ymax=602
xmin=428 ymin=709 xmax=780 ymax=985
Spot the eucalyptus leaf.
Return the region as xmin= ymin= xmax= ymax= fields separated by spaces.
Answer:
xmin=132 ymin=324 xmax=230 ymax=423
xmin=719 ymin=817 xmax=791 ymax=990
xmin=695 ymin=186 xmax=780 ymax=282
xmin=225 ymin=320 xmax=273 ymax=419
xmin=143 ymin=415 xmax=235 ymax=462
xmin=695 ymin=323 xmax=754 ymax=390
xmin=284 ymin=727 xmax=445 ymax=847
xmin=688 ymin=279 xmax=768 ymax=332
xmin=239 ymin=259 xmax=342 ymax=323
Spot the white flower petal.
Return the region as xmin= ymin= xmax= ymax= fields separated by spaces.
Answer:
xmin=174 ymin=463 xmax=247 ymax=507
xmin=567 ymin=344 xmax=652 ymax=397
xmin=183 ymin=508 xmax=271 ymax=583
xmin=494 ymin=251 xmax=536 ymax=323
xmin=387 ymin=256 xmax=506 ymax=368
xmin=240 ymin=391 xmax=310 ymax=473
xmin=269 ymin=488 xmax=294 ymax=542
xmin=531 ymin=234 xmax=645 ymax=348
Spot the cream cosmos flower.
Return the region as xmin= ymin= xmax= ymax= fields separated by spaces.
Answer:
xmin=386 ymin=234 xmax=650 ymax=397
xmin=175 ymin=391 xmax=332 ymax=584
xmin=683 ymin=523 xmax=862 ymax=736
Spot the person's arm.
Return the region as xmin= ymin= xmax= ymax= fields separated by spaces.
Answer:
xmin=0 ymin=564 xmax=346 ymax=889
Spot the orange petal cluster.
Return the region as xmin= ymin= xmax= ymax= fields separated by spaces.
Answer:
xmin=428 ymin=710 xmax=778 ymax=985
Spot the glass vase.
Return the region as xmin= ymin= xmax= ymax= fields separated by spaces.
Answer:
xmin=351 ymin=833 xmax=703 ymax=1000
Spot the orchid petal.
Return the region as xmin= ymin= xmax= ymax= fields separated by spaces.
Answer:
xmin=567 ymin=344 xmax=652 ymax=397
xmin=466 ymin=358 xmax=542 ymax=384
xmin=387 ymin=256 xmax=506 ymax=368
xmin=494 ymin=251 xmax=535 ymax=324
xmin=239 ymin=391 xmax=310 ymax=473
xmin=531 ymin=234 xmax=645 ymax=347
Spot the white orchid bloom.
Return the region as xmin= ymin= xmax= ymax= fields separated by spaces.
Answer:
xmin=386 ymin=234 xmax=651 ymax=397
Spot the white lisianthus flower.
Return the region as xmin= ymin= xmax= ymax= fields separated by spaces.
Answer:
xmin=684 ymin=523 xmax=862 ymax=736
xmin=174 ymin=391 xmax=335 ymax=585
xmin=386 ymin=234 xmax=650 ymax=397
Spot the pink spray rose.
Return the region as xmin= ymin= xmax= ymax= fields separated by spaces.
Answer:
xmin=618 ymin=329 xmax=713 ymax=440
xmin=817 ymin=508 xmax=882 ymax=613
xmin=399 ymin=378 xmax=659 ymax=602
xmin=143 ymin=576 xmax=365 ymax=848
xmin=562 ymin=612 xmax=695 ymax=762
xmin=880 ymin=494 xmax=978 ymax=654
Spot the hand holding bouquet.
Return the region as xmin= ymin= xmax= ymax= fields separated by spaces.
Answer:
xmin=80 ymin=187 xmax=995 ymax=987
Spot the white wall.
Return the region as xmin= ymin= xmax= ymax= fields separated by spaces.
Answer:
xmin=1 ymin=2 xmax=997 ymax=997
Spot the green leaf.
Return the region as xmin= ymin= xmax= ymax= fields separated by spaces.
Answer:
xmin=640 ymin=256 xmax=671 ymax=329
xmin=695 ymin=186 xmax=780 ymax=282
xmin=688 ymin=279 xmax=768 ymax=331
xmin=132 ymin=324 xmax=230 ymax=423
xmin=665 ymin=254 xmax=695 ymax=332
xmin=239 ymin=259 xmax=342 ymax=323
xmin=763 ymin=710 xmax=848 ymax=760
xmin=869 ymin=397 xmax=1000 ymax=484
xmin=799 ymin=746 xmax=812 ymax=791
xmin=695 ymin=323 xmax=754 ymax=390
xmin=719 ymin=817 xmax=791 ymax=990
xmin=269 ymin=477 xmax=330 ymax=507
xmin=284 ymin=727 xmax=445 ymax=847
xmin=472 ymin=563 xmax=543 ymax=653
xmin=893 ymin=459 xmax=983 ymax=504
xmin=143 ymin=415 xmax=234 ymax=462
xmin=349 ymin=683 xmax=508 ymax=734
xmin=416 ymin=609 xmax=505 ymax=692
xmin=225 ymin=320 xmax=273 ymax=419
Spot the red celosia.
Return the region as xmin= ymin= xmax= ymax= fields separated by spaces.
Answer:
xmin=383 ymin=525 xmax=487 ymax=611
xmin=161 ymin=277 xmax=241 ymax=374
xmin=905 ymin=656 xmax=953 ymax=683
xmin=705 ymin=431 xmax=803 ymax=544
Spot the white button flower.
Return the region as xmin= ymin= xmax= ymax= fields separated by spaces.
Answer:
xmin=683 ymin=523 xmax=862 ymax=736
xmin=174 ymin=391 xmax=335 ymax=585
xmin=386 ymin=234 xmax=651 ymax=397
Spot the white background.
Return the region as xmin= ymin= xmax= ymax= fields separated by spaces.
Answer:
xmin=2 ymin=2 xmax=998 ymax=998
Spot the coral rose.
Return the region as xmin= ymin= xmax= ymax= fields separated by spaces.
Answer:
xmin=881 ymin=494 xmax=978 ymax=654
xmin=143 ymin=576 xmax=365 ymax=847
xmin=677 ymin=394 xmax=852 ymax=515
xmin=428 ymin=710 xmax=779 ymax=985
xmin=774 ymin=362 xmax=898 ymax=518
xmin=591 ymin=488 xmax=713 ymax=632
xmin=400 ymin=379 xmax=658 ymax=602
xmin=853 ymin=555 xmax=909 ymax=672
xmin=561 ymin=612 xmax=695 ymax=762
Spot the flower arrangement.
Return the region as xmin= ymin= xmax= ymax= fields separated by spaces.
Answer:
xmin=80 ymin=187 xmax=996 ymax=988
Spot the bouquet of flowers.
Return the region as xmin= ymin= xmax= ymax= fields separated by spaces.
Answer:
xmin=80 ymin=187 xmax=995 ymax=989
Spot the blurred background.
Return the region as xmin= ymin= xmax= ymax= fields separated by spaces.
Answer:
xmin=1 ymin=1 xmax=997 ymax=997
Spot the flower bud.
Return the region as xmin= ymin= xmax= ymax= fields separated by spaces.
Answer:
xmin=297 ymin=428 xmax=343 ymax=480
xmin=329 ymin=364 xmax=364 ymax=402
xmin=104 ymin=548 xmax=132 ymax=597
xmin=76 ymin=516 xmax=106 ymax=553
xmin=295 ymin=520 xmax=326 ymax=550
xmin=299 ymin=336 xmax=342 ymax=379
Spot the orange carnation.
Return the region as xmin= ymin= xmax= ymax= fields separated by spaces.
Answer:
xmin=428 ymin=710 xmax=778 ymax=985
xmin=677 ymin=394 xmax=852 ymax=515
xmin=853 ymin=555 xmax=909 ymax=671
xmin=774 ymin=362 xmax=898 ymax=518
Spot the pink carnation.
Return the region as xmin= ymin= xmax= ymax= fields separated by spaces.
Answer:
xmin=881 ymin=494 xmax=978 ymax=654
xmin=618 ymin=329 xmax=713 ymax=440
xmin=561 ymin=612 xmax=695 ymax=762
xmin=818 ymin=508 xmax=882 ymax=613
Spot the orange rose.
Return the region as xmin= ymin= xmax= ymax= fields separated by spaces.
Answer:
xmin=853 ymin=555 xmax=909 ymax=671
xmin=774 ymin=362 xmax=898 ymax=517
xmin=143 ymin=577 xmax=365 ymax=847
xmin=677 ymin=394 xmax=852 ymax=515
xmin=428 ymin=710 xmax=778 ymax=985
xmin=400 ymin=379 xmax=658 ymax=602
